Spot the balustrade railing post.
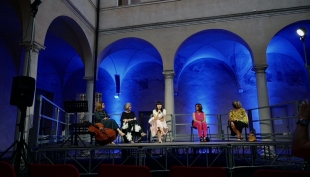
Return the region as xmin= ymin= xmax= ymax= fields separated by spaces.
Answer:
xmin=217 ymin=115 xmax=224 ymax=140
xmin=171 ymin=114 xmax=175 ymax=141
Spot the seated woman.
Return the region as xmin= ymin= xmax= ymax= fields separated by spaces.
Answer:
xmin=149 ymin=101 xmax=169 ymax=143
xmin=192 ymin=103 xmax=209 ymax=142
xmin=228 ymin=101 xmax=249 ymax=141
xmin=121 ymin=102 xmax=146 ymax=143
xmin=94 ymin=101 xmax=125 ymax=137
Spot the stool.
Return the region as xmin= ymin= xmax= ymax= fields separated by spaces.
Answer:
xmin=190 ymin=120 xmax=211 ymax=142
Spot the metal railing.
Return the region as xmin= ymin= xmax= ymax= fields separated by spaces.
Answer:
xmin=169 ymin=101 xmax=300 ymax=142
xmin=34 ymin=95 xmax=67 ymax=145
xmin=33 ymin=97 xmax=300 ymax=145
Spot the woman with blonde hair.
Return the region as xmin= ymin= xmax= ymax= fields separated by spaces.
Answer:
xmin=228 ymin=101 xmax=249 ymax=141
xmin=120 ymin=102 xmax=146 ymax=143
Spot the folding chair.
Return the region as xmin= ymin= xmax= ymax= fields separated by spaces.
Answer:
xmin=190 ymin=120 xmax=211 ymax=142
xmin=0 ymin=161 xmax=16 ymax=177
xmin=227 ymin=124 xmax=248 ymax=141
xmin=29 ymin=164 xmax=80 ymax=177
xmin=169 ymin=166 xmax=228 ymax=177
xmin=98 ymin=164 xmax=151 ymax=177
xmin=148 ymin=114 xmax=171 ymax=143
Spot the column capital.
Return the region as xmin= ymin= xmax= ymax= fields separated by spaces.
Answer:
xmin=163 ymin=70 xmax=174 ymax=79
xmin=252 ymin=64 xmax=268 ymax=73
xmin=21 ymin=41 xmax=46 ymax=52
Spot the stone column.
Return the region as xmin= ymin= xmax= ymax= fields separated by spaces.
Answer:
xmin=22 ymin=41 xmax=45 ymax=76
xmin=84 ymin=76 xmax=94 ymax=122
xmin=252 ymin=64 xmax=275 ymax=157
xmin=163 ymin=70 xmax=175 ymax=140
xmin=17 ymin=41 xmax=45 ymax=144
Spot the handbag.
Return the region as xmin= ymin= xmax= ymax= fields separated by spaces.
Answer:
xmin=248 ymin=131 xmax=257 ymax=142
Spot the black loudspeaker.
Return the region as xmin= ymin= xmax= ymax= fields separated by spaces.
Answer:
xmin=10 ymin=76 xmax=36 ymax=107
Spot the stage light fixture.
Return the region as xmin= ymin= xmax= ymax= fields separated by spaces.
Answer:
xmin=31 ymin=0 xmax=42 ymax=17
xmin=297 ymin=28 xmax=307 ymax=41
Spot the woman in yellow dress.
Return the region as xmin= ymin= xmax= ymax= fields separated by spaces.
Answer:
xmin=228 ymin=101 xmax=248 ymax=141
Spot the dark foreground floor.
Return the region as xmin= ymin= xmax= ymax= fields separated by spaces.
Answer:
xmin=78 ymin=166 xmax=305 ymax=177
xmin=0 ymin=157 xmax=306 ymax=177
xmin=1 ymin=140 xmax=307 ymax=177
xmin=1 ymin=153 xmax=305 ymax=177
xmin=68 ymin=155 xmax=305 ymax=177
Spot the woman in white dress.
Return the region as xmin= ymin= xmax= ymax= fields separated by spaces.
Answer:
xmin=149 ymin=101 xmax=169 ymax=143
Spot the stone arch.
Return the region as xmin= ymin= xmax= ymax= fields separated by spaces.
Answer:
xmin=37 ymin=16 xmax=91 ymax=107
xmin=97 ymin=37 xmax=163 ymax=115
xmin=174 ymin=29 xmax=254 ymax=95
xmin=266 ymin=20 xmax=310 ymax=104
xmin=45 ymin=16 xmax=93 ymax=77
xmin=173 ymin=29 xmax=256 ymax=119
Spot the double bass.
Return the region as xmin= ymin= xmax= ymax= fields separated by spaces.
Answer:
xmin=88 ymin=123 xmax=116 ymax=145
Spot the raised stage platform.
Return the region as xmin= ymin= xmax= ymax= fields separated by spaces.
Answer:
xmin=33 ymin=140 xmax=303 ymax=177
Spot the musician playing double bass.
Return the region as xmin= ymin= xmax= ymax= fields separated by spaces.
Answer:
xmin=93 ymin=101 xmax=125 ymax=144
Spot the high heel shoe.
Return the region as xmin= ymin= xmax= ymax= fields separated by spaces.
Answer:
xmin=141 ymin=132 xmax=147 ymax=137
xmin=200 ymin=137 xmax=203 ymax=142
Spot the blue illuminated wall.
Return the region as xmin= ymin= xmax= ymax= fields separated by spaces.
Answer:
xmin=267 ymin=20 xmax=310 ymax=104
xmin=98 ymin=38 xmax=164 ymax=125
xmin=0 ymin=39 xmax=19 ymax=152
xmin=37 ymin=17 xmax=86 ymax=117
xmin=174 ymin=29 xmax=257 ymax=134
xmin=0 ymin=0 xmax=22 ymax=152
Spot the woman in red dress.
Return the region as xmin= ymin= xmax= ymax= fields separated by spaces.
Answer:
xmin=192 ymin=103 xmax=209 ymax=142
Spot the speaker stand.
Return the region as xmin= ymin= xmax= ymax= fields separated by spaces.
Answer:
xmin=0 ymin=105 xmax=36 ymax=176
